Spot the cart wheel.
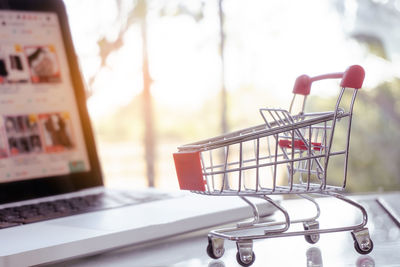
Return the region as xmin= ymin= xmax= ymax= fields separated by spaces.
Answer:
xmin=351 ymin=228 xmax=373 ymax=255
xmin=354 ymin=239 xmax=373 ymax=255
xmin=206 ymin=238 xmax=225 ymax=259
xmin=303 ymin=220 xmax=320 ymax=244
xmin=236 ymin=251 xmax=255 ymax=267
xmin=305 ymin=233 xmax=320 ymax=244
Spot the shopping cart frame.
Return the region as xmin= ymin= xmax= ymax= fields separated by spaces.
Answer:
xmin=173 ymin=65 xmax=372 ymax=266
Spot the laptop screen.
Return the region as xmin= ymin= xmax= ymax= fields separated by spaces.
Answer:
xmin=0 ymin=10 xmax=90 ymax=184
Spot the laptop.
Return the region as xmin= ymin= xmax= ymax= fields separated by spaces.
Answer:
xmin=0 ymin=0 xmax=276 ymax=266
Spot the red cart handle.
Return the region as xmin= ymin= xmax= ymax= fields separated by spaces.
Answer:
xmin=293 ymin=65 xmax=365 ymax=96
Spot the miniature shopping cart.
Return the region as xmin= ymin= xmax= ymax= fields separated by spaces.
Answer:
xmin=173 ymin=65 xmax=372 ymax=266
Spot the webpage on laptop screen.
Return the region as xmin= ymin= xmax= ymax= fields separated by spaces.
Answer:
xmin=0 ymin=11 xmax=90 ymax=183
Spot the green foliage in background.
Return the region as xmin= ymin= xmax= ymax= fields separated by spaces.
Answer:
xmin=308 ymin=78 xmax=400 ymax=192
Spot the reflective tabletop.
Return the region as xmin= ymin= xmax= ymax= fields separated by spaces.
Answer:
xmin=47 ymin=194 xmax=400 ymax=267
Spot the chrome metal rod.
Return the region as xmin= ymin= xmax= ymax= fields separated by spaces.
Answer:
xmin=179 ymin=112 xmax=349 ymax=152
xmin=343 ymin=90 xmax=358 ymax=188
xmin=236 ymin=196 xmax=260 ymax=227
xmin=298 ymin=194 xmax=321 ymax=221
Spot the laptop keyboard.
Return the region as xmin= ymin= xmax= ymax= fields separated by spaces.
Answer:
xmin=0 ymin=191 xmax=171 ymax=229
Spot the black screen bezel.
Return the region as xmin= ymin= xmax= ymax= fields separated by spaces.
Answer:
xmin=0 ymin=0 xmax=103 ymax=204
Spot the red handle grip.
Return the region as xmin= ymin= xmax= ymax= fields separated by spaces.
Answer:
xmin=292 ymin=65 xmax=365 ymax=96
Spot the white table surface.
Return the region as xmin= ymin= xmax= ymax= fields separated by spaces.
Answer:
xmin=45 ymin=193 xmax=400 ymax=267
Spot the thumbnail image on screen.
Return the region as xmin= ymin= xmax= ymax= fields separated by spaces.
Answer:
xmin=5 ymin=114 xmax=42 ymax=156
xmin=24 ymin=45 xmax=61 ymax=83
xmin=39 ymin=112 xmax=74 ymax=153
xmin=0 ymin=44 xmax=30 ymax=84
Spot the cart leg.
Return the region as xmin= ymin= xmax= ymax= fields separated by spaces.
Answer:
xmin=207 ymin=236 xmax=225 ymax=259
xmin=237 ymin=197 xmax=260 ymax=228
xmin=298 ymin=194 xmax=321 ymax=221
xmin=328 ymin=192 xmax=368 ymax=228
xmin=351 ymin=228 xmax=373 ymax=255
xmin=263 ymin=196 xmax=291 ymax=234
xmin=303 ymin=220 xmax=320 ymax=244
xmin=236 ymin=240 xmax=255 ymax=266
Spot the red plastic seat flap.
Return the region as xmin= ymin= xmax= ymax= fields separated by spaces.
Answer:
xmin=173 ymin=152 xmax=206 ymax=191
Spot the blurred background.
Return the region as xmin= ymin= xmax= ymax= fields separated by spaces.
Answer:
xmin=63 ymin=0 xmax=400 ymax=193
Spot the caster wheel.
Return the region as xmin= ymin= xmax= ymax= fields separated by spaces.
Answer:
xmin=351 ymin=228 xmax=373 ymax=255
xmin=305 ymin=233 xmax=320 ymax=244
xmin=303 ymin=221 xmax=320 ymax=244
xmin=206 ymin=238 xmax=224 ymax=259
xmin=236 ymin=251 xmax=255 ymax=267
xmin=354 ymin=239 xmax=373 ymax=255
